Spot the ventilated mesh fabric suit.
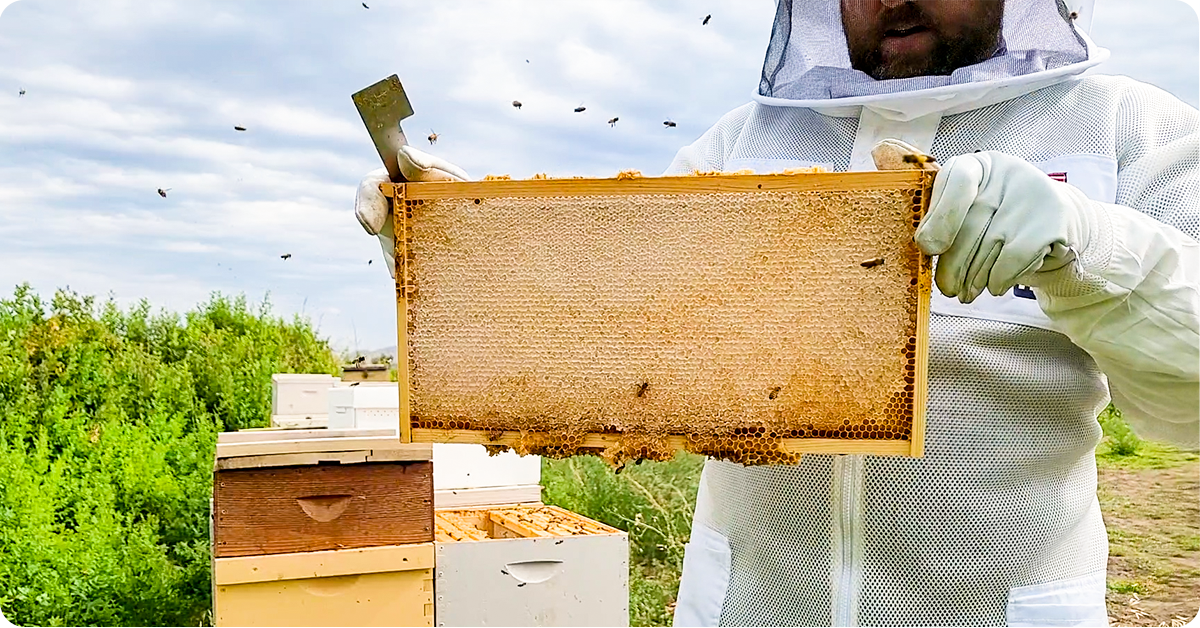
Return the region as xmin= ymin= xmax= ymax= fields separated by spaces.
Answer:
xmin=666 ymin=0 xmax=1199 ymax=625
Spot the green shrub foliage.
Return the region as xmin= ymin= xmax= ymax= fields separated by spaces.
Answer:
xmin=1097 ymin=404 xmax=1142 ymax=457
xmin=0 ymin=285 xmax=339 ymax=626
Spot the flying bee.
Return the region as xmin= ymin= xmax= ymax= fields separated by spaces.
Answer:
xmin=574 ymin=103 xmax=586 ymax=113
xmin=1068 ymin=10 xmax=1079 ymax=20
xmin=428 ymin=130 xmax=439 ymax=145
xmin=702 ymin=14 xmax=711 ymax=25
xmin=233 ymin=125 xmax=247 ymax=131
xmin=512 ymin=100 xmax=522 ymax=109
xmin=280 ymin=253 xmax=292 ymax=260
xmin=18 ymin=89 xmax=25 ymax=97
xmin=663 ymin=119 xmax=677 ymax=128
xmin=607 ymin=117 xmax=619 ymax=127
xmin=157 ymin=188 xmax=171 ymax=198
xmin=636 ymin=381 xmax=649 ymax=397
xmin=860 ymin=257 xmax=885 ymax=268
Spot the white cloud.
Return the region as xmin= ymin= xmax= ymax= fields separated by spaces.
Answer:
xmin=157 ymin=241 xmax=220 ymax=254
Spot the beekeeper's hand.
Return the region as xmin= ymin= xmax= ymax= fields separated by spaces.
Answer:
xmin=355 ymin=146 xmax=469 ymax=277
xmin=916 ymin=151 xmax=1102 ymax=304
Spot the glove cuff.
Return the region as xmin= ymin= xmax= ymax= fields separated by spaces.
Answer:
xmin=1034 ymin=200 xmax=1113 ymax=299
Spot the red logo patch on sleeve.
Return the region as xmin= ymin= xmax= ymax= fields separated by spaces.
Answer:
xmin=1047 ymin=172 xmax=1068 ymax=183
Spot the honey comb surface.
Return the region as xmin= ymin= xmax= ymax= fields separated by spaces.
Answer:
xmin=435 ymin=505 xmax=619 ymax=542
xmin=397 ymin=175 xmax=930 ymax=465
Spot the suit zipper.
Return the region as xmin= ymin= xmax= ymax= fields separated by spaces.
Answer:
xmin=831 ymin=454 xmax=863 ymax=627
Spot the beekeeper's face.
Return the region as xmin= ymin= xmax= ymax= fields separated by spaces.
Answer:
xmin=841 ymin=0 xmax=1005 ymax=80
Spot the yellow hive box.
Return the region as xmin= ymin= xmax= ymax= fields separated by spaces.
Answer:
xmin=384 ymin=171 xmax=934 ymax=466
xmin=213 ymin=543 xmax=434 ymax=627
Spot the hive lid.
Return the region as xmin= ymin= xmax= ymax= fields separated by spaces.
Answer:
xmin=214 ymin=427 xmax=429 ymax=467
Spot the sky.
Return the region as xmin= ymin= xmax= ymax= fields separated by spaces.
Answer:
xmin=0 ymin=0 xmax=1197 ymax=355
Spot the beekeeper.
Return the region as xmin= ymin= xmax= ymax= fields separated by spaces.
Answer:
xmin=354 ymin=0 xmax=1198 ymax=625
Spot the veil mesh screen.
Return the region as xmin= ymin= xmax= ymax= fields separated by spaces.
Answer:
xmin=397 ymin=175 xmax=930 ymax=465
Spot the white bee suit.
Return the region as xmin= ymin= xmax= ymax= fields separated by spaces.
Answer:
xmin=669 ymin=0 xmax=1199 ymax=626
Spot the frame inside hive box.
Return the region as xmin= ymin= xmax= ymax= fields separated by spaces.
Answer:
xmin=382 ymin=170 xmax=933 ymax=465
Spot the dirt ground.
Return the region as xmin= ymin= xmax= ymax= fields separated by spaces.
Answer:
xmin=1100 ymin=461 xmax=1199 ymax=627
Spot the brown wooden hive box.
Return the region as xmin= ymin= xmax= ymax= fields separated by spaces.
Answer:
xmin=384 ymin=170 xmax=934 ymax=466
xmin=213 ymin=431 xmax=434 ymax=558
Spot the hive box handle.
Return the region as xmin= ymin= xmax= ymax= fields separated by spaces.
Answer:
xmin=503 ymin=560 xmax=564 ymax=585
xmin=296 ymin=495 xmax=354 ymax=522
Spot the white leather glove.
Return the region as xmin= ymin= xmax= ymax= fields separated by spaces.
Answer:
xmin=355 ymin=146 xmax=469 ymax=276
xmin=917 ymin=151 xmax=1101 ymax=304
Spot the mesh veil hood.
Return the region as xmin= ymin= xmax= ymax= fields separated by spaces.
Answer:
xmin=754 ymin=0 xmax=1109 ymax=119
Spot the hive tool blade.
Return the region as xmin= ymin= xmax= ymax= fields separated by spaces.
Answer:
xmin=352 ymin=74 xmax=414 ymax=182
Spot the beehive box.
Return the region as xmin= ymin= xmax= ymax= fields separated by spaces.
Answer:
xmin=270 ymin=373 xmax=339 ymax=428
xmin=384 ymin=171 xmax=933 ymax=465
xmin=327 ymin=382 xmax=406 ymax=431
xmin=434 ymin=505 xmax=628 ymax=627
xmin=213 ymin=543 xmax=434 ymax=627
xmin=325 ymin=382 xmax=544 ymax=492
xmin=213 ymin=429 xmax=434 ymax=557
xmin=342 ymin=363 xmax=392 ymax=382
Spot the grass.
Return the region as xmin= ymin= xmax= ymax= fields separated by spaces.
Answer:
xmin=1097 ymin=438 xmax=1199 ymax=470
xmin=1097 ymin=406 xmax=1199 ymax=470
xmin=1108 ymin=578 xmax=1145 ymax=594
xmin=1094 ymin=406 xmax=1199 ymax=624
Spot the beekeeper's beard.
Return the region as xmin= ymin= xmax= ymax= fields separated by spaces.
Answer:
xmin=842 ymin=1 xmax=1006 ymax=80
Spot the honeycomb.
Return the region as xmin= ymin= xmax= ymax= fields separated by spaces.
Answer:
xmin=395 ymin=173 xmax=930 ymax=466
xmin=435 ymin=504 xmax=619 ymax=542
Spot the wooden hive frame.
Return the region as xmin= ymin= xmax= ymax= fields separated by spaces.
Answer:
xmin=382 ymin=171 xmax=933 ymax=465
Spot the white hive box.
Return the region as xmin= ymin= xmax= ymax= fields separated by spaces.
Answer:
xmin=435 ymin=505 xmax=629 ymax=627
xmin=327 ymin=383 xmax=542 ymax=506
xmin=270 ymin=374 xmax=340 ymax=428
xmin=326 ymin=382 xmax=399 ymax=431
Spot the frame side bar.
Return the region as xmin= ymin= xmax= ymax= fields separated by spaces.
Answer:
xmin=389 ymin=182 xmax=413 ymax=444
xmin=909 ymin=172 xmax=935 ymax=458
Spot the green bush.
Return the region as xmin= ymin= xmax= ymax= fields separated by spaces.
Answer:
xmin=0 ymin=284 xmax=340 ymax=626
xmin=1097 ymin=404 xmax=1141 ymax=457
xmin=542 ymin=453 xmax=703 ymax=565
